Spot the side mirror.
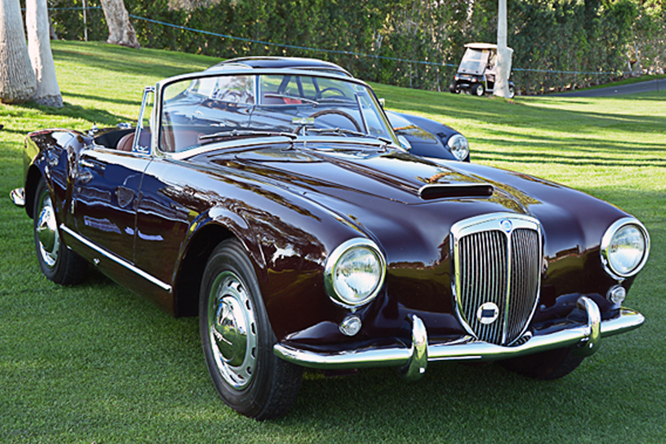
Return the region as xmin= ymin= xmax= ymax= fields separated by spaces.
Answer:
xmin=397 ymin=135 xmax=412 ymax=151
xmin=379 ymin=98 xmax=386 ymax=109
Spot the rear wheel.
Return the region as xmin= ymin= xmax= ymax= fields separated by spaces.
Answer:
xmin=499 ymin=346 xmax=585 ymax=380
xmin=474 ymin=83 xmax=485 ymax=96
xmin=200 ymin=239 xmax=302 ymax=420
xmin=33 ymin=178 xmax=87 ymax=285
xmin=508 ymin=85 xmax=516 ymax=98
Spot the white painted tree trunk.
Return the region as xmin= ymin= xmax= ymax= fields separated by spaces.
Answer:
xmin=494 ymin=0 xmax=513 ymax=98
xmin=0 ymin=0 xmax=36 ymax=104
xmin=26 ymin=0 xmax=63 ymax=107
xmin=100 ymin=0 xmax=141 ymax=49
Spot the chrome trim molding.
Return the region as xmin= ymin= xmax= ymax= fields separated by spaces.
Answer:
xmin=600 ymin=217 xmax=651 ymax=280
xmin=60 ymin=225 xmax=173 ymax=292
xmin=273 ymin=297 xmax=644 ymax=372
xmin=10 ymin=188 xmax=26 ymax=207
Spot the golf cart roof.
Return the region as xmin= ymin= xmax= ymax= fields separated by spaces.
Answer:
xmin=464 ymin=43 xmax=513 ymax=51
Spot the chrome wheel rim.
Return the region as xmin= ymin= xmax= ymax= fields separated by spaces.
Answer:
xmin=36 ymin=193 xmax=60 ymax=268
xmin=208 ymin=271 xmax=258 ymax=390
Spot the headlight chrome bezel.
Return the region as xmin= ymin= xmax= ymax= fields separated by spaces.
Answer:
xmin=324 ymin=238 xmax=386 ymax=309
xmin=600 ymin=217 xmax=650 ymax=280
xmin=447 ymin=134 xmax=470 ymax=161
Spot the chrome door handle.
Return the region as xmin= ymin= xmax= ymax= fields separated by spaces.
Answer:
xmin=79 ymin=159 xmax=96 ymax=169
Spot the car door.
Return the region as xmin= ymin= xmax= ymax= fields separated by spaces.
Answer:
xmin=72 ymin=147 xmax=151 ymax=264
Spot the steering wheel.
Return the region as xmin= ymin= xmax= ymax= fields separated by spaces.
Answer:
xmin=315 ymin=87 xmax=347 ymax=100
xmin=306 ymin=109 xmax=363 ymax=133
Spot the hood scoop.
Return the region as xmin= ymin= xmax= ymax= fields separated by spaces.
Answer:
xmin=419 ymin=183 xmax=494 ymax=200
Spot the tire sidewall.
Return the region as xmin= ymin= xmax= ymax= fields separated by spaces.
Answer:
xmin=199 ymin=239 xmax=277 ymax=418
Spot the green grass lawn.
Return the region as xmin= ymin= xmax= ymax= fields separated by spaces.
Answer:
xmin=1 ymin=41 xmax=665 ymax=443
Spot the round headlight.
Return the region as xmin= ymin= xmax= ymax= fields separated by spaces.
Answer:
xmin=601 ymin=218 xmax=650 ymax=279
xmin=447 ymin=134 xmax=469 ymax=161
xmin=324 ymin=238 xmax=386 ymax=308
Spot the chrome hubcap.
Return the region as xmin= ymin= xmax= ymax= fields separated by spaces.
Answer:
xmin=208 ymin=271 xmax=257 ymax=390
xmin=36 ymin=194 xmax=60 ymax=268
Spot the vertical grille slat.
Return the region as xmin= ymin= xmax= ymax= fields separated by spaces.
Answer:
xmin=453 ymin=216 xmax=541 ymax=346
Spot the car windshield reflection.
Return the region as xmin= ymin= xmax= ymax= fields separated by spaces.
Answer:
xmin=159 ymin=72 xmax=396 ymax=153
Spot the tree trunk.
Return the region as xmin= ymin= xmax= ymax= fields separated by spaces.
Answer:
xmin=100 ymin=0 xmax=141 ymax=49
xmin=26 ymin=0 xmax=63 ymax=107
xmin=0 ymin=0 xmax=37 ymax=104
xmin=494 ymin=0 xmax=513 ymax=98
xmin=49 ymin=11 xmax=58 ymax=40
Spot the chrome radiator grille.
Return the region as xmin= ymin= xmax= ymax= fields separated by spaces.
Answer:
xmin=451 ymin=214 xmax=541 ymax=346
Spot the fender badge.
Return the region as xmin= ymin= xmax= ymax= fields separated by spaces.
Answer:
xmin=477 ymin=302 xmax=500 ymax=324
xmin=500 ymin=219 xmax=513 ymax=233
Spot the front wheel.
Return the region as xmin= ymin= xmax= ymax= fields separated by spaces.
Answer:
xmin=499 ymin=346 xmax=585 ymax=380
xmin=473 ymin=83 xmax=485 ymax=96
xmin=200 ymin=239 xmax=302 ymax=420
xmin=33 ymin=178 xmax=87 ymax=285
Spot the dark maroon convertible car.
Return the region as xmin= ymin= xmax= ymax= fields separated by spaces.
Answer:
xmin=11 ymin=62 xmax=649 ymax=420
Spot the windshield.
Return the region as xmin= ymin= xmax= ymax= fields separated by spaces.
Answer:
xmin=158 ymin=72 xmax=396 ymax=153
xmin=457 ymin=48 xmax=490 ymax=76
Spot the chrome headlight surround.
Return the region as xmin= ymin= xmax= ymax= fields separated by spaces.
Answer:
xmin=324 ymin=238 xmax=386 ymax=309
xmin=447 ymin=134 xmax=469 ymax=161
xmin=600 ymin=217 xmax=650 ymax=280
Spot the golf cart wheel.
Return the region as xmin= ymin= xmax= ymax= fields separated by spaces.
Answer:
xmin=474 ymin=83 xmax=485 ymax=96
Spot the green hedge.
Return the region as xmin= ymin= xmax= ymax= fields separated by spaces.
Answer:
xmin=48 ymin=0 xmax=666 ymax=94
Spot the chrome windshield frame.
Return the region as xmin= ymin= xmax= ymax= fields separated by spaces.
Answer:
xmin=153 ymin=68 xmax=399 ymax=157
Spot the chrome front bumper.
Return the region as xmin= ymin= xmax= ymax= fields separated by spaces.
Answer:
xmin=274 ymin=296 xmax=644 ymax=381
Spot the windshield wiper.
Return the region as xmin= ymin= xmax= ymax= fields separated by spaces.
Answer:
xmin=302 ymin=128 xmax=396 ymax=151
xmin=303 ymin=127 xmax=368 ymax=138
xmin=199 ymin=129 xmax=298 ymax=142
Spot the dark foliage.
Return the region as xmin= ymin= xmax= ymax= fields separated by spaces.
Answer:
xmin=48 ymin=0 xmax=666 ymax=94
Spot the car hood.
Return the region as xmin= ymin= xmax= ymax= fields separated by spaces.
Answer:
xmin=193 ymin=141 xmax=627 ymax=259
xmin=230 ymin=144 xmax=500 ymax=204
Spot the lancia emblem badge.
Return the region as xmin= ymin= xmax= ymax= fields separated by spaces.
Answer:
xmin=477 ymin=302 xmax=500 ymax=324
xmin=500 ymin=219 xmax=513 ymax=233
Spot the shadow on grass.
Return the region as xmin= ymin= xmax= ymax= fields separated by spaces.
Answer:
xmin=381 ymin=87 xmax=666 ymax=138
xmin=470 ymin=139 xmax=666 ymax=168
xmin=53 ymin=42 xmax=207 ymax=80
xmin=64 ymin=91 xmax=142 ymax=108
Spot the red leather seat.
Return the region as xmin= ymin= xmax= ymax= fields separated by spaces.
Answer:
xmin=116 ymin=133 xmax=134 ymax=152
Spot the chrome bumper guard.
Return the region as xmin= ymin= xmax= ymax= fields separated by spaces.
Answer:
xmin=273 ymin=296 xmax=644 ymax=381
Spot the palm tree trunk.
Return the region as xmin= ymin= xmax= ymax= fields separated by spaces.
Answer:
xmin=27 ymin=0 xmax=63 ymax=107
xmin=100 ymin=0 xmax=141 ymax=49
xmin=0 ymin=0 xmax=37 ymax=104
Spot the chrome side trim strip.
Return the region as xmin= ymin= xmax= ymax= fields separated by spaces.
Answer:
xmin=274 ymin=298 xmax=644 ymax=371
xmin=60 ymin=225 xmax=173 ymax=292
